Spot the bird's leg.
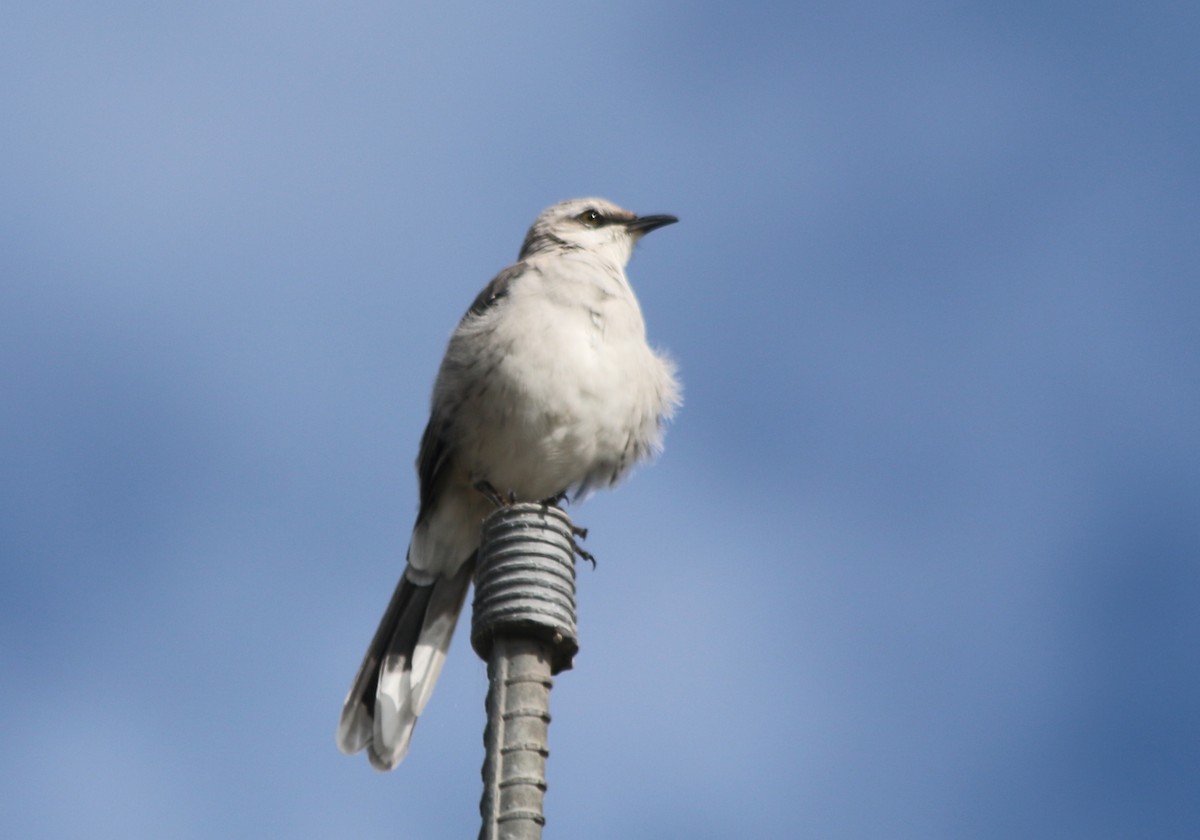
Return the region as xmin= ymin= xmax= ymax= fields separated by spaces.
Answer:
xmin=538 ymin=491 xmax=569 ymax=508
xmin=474 ymin=480 xmax=514 ymax=509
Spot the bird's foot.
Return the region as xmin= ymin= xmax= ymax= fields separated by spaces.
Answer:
xmin=538 ymin=491 xmax=570 ymax=508
xmin=536 ymin=493 xmax=594 ymax=566
xmin=474 ymin=480 xmax=515 ymax=509
xmin=568 ymin=523 xmax=596 ymax=568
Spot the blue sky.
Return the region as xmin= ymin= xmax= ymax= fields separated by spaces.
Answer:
xmin=3 ymin=2 xmax=1198 ymax=837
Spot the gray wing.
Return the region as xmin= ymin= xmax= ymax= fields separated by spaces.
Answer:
xmin=414 ymin=415 xmax=452 ymax=526
xmin=414 ymin=262 xmax=529 ymax=523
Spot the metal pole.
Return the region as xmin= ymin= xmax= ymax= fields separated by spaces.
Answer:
xmin=471 ymin=503 xmax=580 ymax=840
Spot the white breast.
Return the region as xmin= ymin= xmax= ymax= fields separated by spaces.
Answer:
xmin=438 ymin=256 xmax=678 ymax=500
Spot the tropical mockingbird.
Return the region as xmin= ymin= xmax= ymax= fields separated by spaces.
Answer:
xmin=336 ymin=197 xmax=680 ymax=770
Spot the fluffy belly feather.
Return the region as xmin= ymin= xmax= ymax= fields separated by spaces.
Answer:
xmin=454 ymin=313 xmax=659 ymax=499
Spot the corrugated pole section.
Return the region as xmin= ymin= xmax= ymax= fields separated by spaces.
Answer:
xmin=471 ymin=503 xmax=580 ymax=840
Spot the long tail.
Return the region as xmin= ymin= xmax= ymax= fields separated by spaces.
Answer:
xmin=336 ymin=559 xmax=473 ymax=770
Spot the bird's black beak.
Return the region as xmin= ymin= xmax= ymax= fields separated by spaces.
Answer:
xmin=625 ymin=214 xmax=679 ymax=236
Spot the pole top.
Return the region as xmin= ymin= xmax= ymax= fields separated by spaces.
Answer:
xmin=470 ymin=503 xmax=580 ymax=674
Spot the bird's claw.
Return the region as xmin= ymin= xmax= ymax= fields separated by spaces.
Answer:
xmin=474 ymin=480 xmax=514 ymax=509
xmin=539 ymin=491 xmax=570 ymax=508
xmin=566 ymin=521 xmax=595 ymax=567
xmin=571 ymin=538 xmax=596 ymax=568
xmin=535 ymin=493 xmax=595 ymax=566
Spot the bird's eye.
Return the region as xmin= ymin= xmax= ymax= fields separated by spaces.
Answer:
xmin=577 ymin=209 xmax=602 ymax=227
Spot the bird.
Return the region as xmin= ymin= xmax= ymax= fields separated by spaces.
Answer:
xmin=336 ymin=197 xmax=681 ymax=770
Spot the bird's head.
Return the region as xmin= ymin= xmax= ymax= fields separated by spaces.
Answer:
xmin=518 ymin=198 xmax=677 ymax=266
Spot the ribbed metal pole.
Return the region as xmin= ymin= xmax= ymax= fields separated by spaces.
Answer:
xmin=471 ymin=503 xmax=579 ymax=840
